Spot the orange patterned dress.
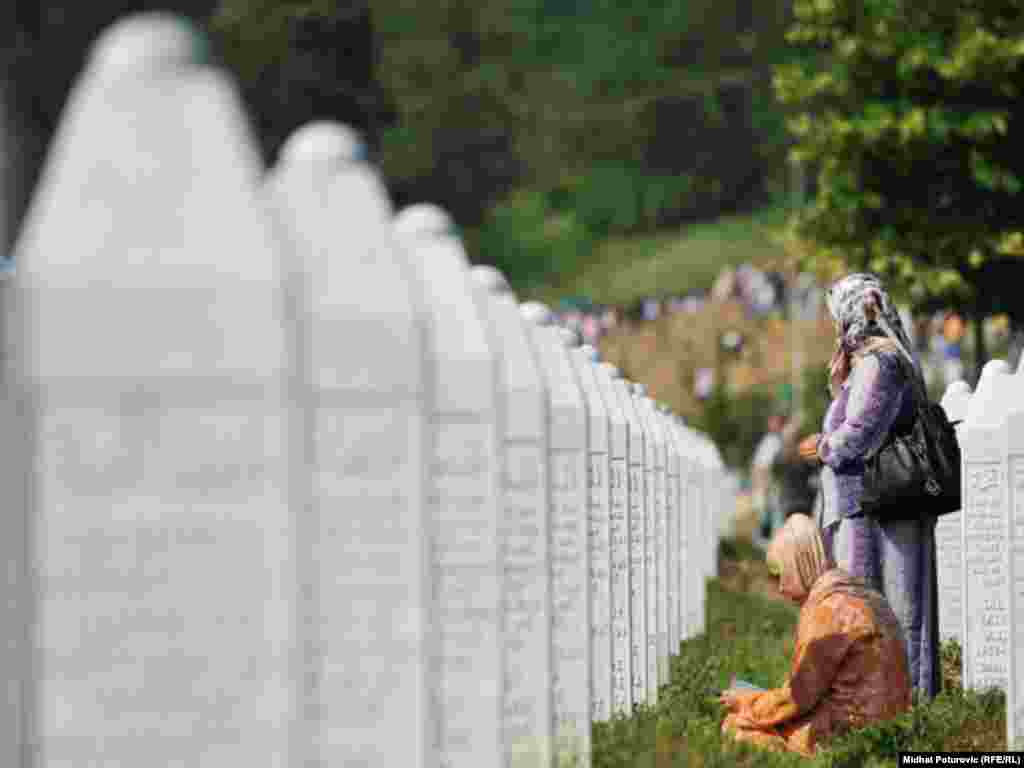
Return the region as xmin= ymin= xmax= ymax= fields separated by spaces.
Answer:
xmin=722 ymin=569 xmax=911 ymax=757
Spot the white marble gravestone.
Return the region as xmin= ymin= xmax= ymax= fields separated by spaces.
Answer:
xmin=1006 ymin=356 xmax=1024 ymax=749
xmin=710 ymin=446 xmax=726 ymax=543
xmin=652 ymin=400 xmax=675 ymax=677
xmin=593 ymin=362 xmax=633 ymax=715
xmin=610 ymin=373 xmax=649 ymax=703
xmin=394 ymin=204 xmax=503 ymax=768
xmin=684 ymin=422 xmax=705 ymax=637
xmin=658 ymin=405 xmax=682 ymax=655
xmin=668 ymin=414 xmax=691 ymax=643
xmin=703 ymin=436 xmax=722 ymax=586
xmin=657 ymin=404 xmax=681 ymax=658
xmin=469 ymin=267 xmax=553 ymax=768
xmin=703 ymin=436 xmax=721 ymax=620
xmin=937 ymin=380 xmax=972 ymax=647
xmin=961 ymin=359 xmax=1013 ymax=696
xmin=632 ymin=384 xmax=666 ymax=695
xmin=569 ymin=342 xmax=613 ymax=723
xmin=4 ymin=15 xmax=294 ymax=765
xmin=268 ymin=122 xmax=432 ymax=767
xmin=692 ymin=436 xmax=709 ymax=637
xmin=519 ymin=303 xmax=591 ymax=766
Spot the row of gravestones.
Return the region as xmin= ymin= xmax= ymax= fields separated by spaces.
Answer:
xmin=938 ymin=360 xmax=1024 ymax=750
xmin=0 ymin=14 xmax=739 ymax=767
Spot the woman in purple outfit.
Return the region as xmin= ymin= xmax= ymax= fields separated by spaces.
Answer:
xmin=796 ymin=273 xmax=940 ymax=701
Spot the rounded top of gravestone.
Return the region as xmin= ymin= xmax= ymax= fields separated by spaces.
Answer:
xmin=600 ymin=363 xmax=622 ymax=379
xmin=632 ymin=383 xmax=648 ymax=397
xmin=943 ymin=380 xmax=972 ymax=399
xmin=557 ymin=327 xmax=581 ymax=347
xmin=90 ymin=13 xmax=210 ymax=77
xmin=579 ymin=344 xmax=600 ymax=363
xmin=470 ymin=265 xmax=511 ymax=294
xmin=520 ymin=301 xmax=554 ymax=326
xmin=394 ymin=204 xmax=456 ymax=239
xmin=278 ymin=122 xmax=366 ymax=168
xmin=980 ymin=359 xmax=1012 ymax=382
xmin=967 ymin=359 xmax=1013 ymax=424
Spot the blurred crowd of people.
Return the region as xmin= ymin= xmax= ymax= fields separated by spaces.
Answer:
xmin=749 ymin=405 xmax=821 ymax=549
xmin=552 ymin=263 xmax=794 ymax=348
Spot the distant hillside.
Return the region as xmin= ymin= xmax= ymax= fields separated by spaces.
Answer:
xmin=527 ymin=205 xmax=791 ymax=307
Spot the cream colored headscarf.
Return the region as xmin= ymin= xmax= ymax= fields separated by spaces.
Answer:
xmin=767 ymin=514 xmax=831 ymax=602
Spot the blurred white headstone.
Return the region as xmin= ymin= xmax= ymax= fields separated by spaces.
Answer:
xmin=649 ymin=400 xmax=673 ymax=682
xmin=1007 ymin=356 xmax=1024 ymax=748
xmin=707 ymin=440 xmax=721 ymax=601
xmin=703 ymin=436 xmax=723 ymax=582
xmin=670 ymin=415 xmax=692 ymax=642
xmin=632 ymin=384 xmax=666 ymax=697
xmin=610 ymin=375 xmax=648 ymax=703
xmin=594 ymin=363 xmax=633 ymax=715
xmin=937 ymin=380 xmax=972 ymax=647
xmin=395 ymin=204 xmax=502 ymax=768
xmin=683 ymin=423 xmax=705 ymax=637
xmin=961 ymin=359 xmax=1013 ymax=696
xmin=4 ymin=14 xmax=293 ymax=765
xmin=569 ymin=342 xmax=613 ymax=722
xmin=658 ymin=404 xmax=682 ymax=657
xmin=692 ymin=436 xmax=710 ymax=636
xmin=520 ymin=303 xmax=591 ymax=766
xmin=470 ymin=268 xmax=553 ymax=767
xmin=268 ymin=122 xmax=432 ymax=766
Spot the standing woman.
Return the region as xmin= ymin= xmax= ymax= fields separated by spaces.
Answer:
xmin=796 ymin=273 xmax=940 ymax=701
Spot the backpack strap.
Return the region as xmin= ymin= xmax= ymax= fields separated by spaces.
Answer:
xmin=862 ymin=347 xmax=917 ymax=434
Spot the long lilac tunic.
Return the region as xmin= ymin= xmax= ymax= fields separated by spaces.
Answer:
xmin=816 ymin=347 xmax=941 ymax=700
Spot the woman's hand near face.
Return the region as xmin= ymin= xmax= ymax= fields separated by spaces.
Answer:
xmin=798 ymin=433 xmax=822 ymax=464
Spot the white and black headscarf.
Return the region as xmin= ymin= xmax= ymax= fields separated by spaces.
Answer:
xmin=824 ymin=273 xmax=920 ymax=396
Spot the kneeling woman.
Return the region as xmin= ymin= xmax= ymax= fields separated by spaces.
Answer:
xmin=720 ymin=514 xmax=911 ymax=757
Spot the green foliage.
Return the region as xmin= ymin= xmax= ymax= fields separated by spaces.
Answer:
xmin=473 ymin=190 xmax=791 ymax=299
xmin=693 ymin=381 xmax=777 ymax=470
xmin=373 ymin=0 xmax=794 ymax=236
xmin=775 ymin=0 xmax=1024 ymax=312
xmin=470 ymin=188 xmax=595 ymax=292
xmin=590 ymin=545 xmax=1006 ymax=766
xmin=556 ymin=166 xmax=701 ymax=237
xmin=718 ymin=536 xmax=767 ymax=564
xmin=0 ymin=1 xmax=799 ymax=266
xmin=528 ymin=205 xmax=791 ymax=309
xmin=799 ymin=362 xmax=832 ymax=435
xmin=210 ymin=2 xmax=395 ymax=160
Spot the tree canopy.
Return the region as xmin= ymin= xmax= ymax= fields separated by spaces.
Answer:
xmin=775 ymin=0 xmax=1024 ymax=326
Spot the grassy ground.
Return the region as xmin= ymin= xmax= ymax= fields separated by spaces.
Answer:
xmin=528 ymin=206 xmax=791 ymax=307
xmin=592 ymin=539 xmax=1006 ymax=767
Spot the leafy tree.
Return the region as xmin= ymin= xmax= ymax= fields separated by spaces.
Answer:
xmin=775 ymin=0 xmax=1024 ymax=376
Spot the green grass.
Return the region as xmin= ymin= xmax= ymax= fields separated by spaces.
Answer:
xmin=527 ymin=205 xmax=791 ymax=306
xmin=591 ymin=540 xmax=1006 ymax=767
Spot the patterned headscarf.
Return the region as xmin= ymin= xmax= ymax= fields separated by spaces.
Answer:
xmin=767 ymin=513 xmax=831 ymax=602
xmin=824 ymin=273 xmax=919 ymax=395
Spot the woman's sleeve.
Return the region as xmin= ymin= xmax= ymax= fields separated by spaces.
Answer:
xmin=734 ymin=597 xmax=858 ymax=727
xmin=817 ymin=354 xmax=907 ymax=470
